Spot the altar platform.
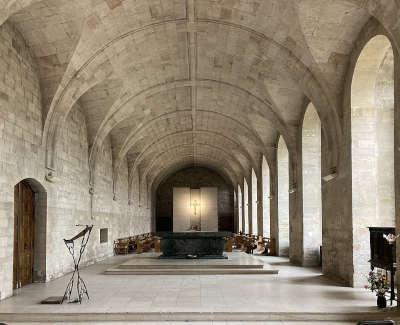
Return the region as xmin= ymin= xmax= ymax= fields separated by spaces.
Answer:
xmin=104 ymin=251 xmax=278 ymax=275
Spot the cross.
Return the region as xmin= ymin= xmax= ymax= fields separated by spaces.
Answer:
xmin=191 ymin=199 xmax=200 ymax=215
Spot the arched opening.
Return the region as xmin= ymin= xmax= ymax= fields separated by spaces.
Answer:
xmin=238 ymin=184 xmax=243 ymax=232
xmin=13 ymin=178 xmax=47 ymax=289
xmin=278 ymin=136 xmax=289 ymax=256
xmin=302 ymin=103 xmax=322 ymax=266
xmin=251 ymin=169 xmax=258 ymax=235
xmin=262 ymin=156 xmax=270 ymax=237
xmin=154 ymin=167 xmax=234 ymax=232
xmin=243 ymin=178 xmax=249 ymax=234
xmin=351 ymin=35 xmax=394 ymax=286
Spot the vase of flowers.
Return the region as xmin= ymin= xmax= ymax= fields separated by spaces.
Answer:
xmin=365 ymin=270 xmax=389 ymax=308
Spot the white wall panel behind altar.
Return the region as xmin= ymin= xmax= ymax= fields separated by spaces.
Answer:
xmin=201 ymin=187 xmax=218 ymax=231
xmin=173 ymin=187 xmax=191 ymax=232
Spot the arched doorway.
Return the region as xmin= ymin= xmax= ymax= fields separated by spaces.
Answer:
xmin=13 ymin=179 xmax=47 ymax=289
xmin=243 ymin=178 xmax=249 ymax=234
xmin=351 ymin=35 xmax=394 ymax=286
xmin=302 ymin=103 xmax=322 ymax=266
xmin=262 ymin=156 xmax=270 ymax=237
xmin=277 ymin=136 xmax=289 ymax=256
xmin=251 ymin=169 xmax=258 ymax=235
xmin=238 ymin=184 xmax=243 ymax=232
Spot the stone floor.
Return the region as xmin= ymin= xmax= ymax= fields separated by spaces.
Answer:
xmin=3 ymin=321 xmax=356 ymax=325
xmin=0 ymin=255 xmax=397 ymax=324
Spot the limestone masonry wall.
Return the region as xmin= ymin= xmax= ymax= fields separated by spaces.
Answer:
xmin=0 ymin=22 xmax=146 ymax=301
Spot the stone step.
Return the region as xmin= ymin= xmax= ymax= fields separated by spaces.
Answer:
xmin=117 ymin=263 xmax=264 ymax=269
xmin=104 ymin=268 xmax=278 ymax=275
xmin=1 ymin=311 xmax=399 ymax=323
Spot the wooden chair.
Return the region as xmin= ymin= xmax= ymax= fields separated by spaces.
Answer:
xmin=154 ymin=237 xmax=161 ymax=253
xmin=128 ymin=236 xmax=137 ymax=252
xmin=114 ymin=239 xmax=129 ymax=255
xmin=234 ymin=233 xmax=246 ymax=250
xmin=224 ymin=237 xmax=233 ymax=252
xmin=242 ymin=235 xmax=257 ymax=254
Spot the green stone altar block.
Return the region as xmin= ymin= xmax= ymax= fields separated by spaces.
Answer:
xmin=158 ymin=232 xmax=231 ymax=259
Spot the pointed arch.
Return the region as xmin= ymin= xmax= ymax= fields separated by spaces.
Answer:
xmin=351 ymin=35 xmax=395 ymax=286
xmin=262 ymin=156 xmax=271 ymax=237
xmin=302 ymin=103 xmax=322 ymax=266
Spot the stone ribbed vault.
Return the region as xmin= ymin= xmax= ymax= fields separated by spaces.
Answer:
xmin=1 ymin=0 xmax=398 ymax=201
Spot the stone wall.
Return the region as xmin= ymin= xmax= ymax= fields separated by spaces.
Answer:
xmin=0 ymin=21 xmax=43 ymax=300
xmin=0 ymin=21 xmax=147 ymax=300
xmin=129 ymin=169 xmax=152 ymax=235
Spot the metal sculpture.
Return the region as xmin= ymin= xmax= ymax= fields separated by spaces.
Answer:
xmin=63 ymin=225 xmax=93 ymax=303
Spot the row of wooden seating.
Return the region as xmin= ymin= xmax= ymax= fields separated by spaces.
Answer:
xmin=232 ymin=232 xmax=276 ymax=255
xmin=114 ymin=233 xmax=161 ymax=255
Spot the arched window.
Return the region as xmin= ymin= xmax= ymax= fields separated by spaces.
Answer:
xmin=251 ymin=169 xmax=258 ymax=235
xmin=302 ymin=103 xmax=322 ymax=266
xmin=262 ymin=156 xmax=270 ymax=237
xmin=351 ymin=35 xmax=394 ymax=286
xmin=238 ymin=184 xmax=243 ymax=232
xmin=278 ymin=136 xmax=289 ymax=256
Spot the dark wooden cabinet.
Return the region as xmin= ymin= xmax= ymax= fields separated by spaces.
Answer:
xmin=368 ymin=227 xmax=396 ymax=304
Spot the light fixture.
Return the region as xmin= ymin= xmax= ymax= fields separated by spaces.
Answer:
xmin=45 ymin=170 xmax=58 ymax=183
xmin=322 ymin=167 xmax=338 ymax=182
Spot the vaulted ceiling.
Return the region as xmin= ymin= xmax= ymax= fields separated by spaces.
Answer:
xmin=2 ymin=0 xmax=385 ymax=190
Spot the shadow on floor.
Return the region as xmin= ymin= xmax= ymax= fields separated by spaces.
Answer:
xmin=288 ymin=274 xmax=343 ymax=287
xmin=322 ymin=289 xmax=378 ymax=301
xmin=266 ymin=260 xmax=292 ymax=267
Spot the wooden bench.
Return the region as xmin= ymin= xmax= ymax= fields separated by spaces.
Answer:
xmin=233 ymin=233 xmax=277 ymax=255
xmin=114 ymin=238 xmax=129 ymax=255
xmin=114 ymin=233 xmax=159 ymax=255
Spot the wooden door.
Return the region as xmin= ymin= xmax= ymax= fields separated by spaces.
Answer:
xmin=13 ymin=182 xmax=35 ymax=289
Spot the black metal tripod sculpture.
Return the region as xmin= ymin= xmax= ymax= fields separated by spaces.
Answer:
xmin=63 ymin=225 xmax=93 ymax=303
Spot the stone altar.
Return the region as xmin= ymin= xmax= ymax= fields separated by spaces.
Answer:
xmin=158 ymin=231 xmax=231 ymax=259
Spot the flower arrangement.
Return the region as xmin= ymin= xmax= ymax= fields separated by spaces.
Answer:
xmin=365 ymin=270 xmax=389 ymax=296
xmin=383 ymin=233 xmax=400 ymax=245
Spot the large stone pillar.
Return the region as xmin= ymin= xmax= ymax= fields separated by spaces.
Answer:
xmin=321 ymin=78 xmax=353 ymax=285
xmin=234 ymin=188 xmax=239 ymax=232
xmin=289 ymin=130 xmax=303 ymax=265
